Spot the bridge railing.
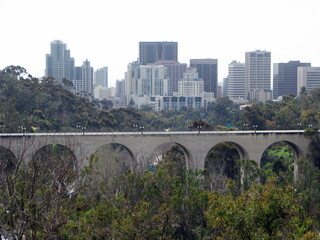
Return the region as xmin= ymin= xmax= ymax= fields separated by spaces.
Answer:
xmin=0 ymin=130 xmax=306 ymax=137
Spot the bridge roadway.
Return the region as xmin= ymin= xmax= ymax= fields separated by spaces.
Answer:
xmin=0 ymin=130 xmax=310 ymax=170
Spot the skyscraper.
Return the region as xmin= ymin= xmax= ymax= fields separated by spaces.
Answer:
xmin=226 ymin=61 xmax=246 ymax=101
xmin=273 ymin=61 xmax=311 ymax=99
xmin=73 ymin=59 xmax=94 ymax=100
xmin=45 ymin=40 xmax=74 ymax=84
xmin=154 ymin=60 xmax=187 ymax=95
xmin=245 ymin=50 xmax=271 ymax=102
xmin=138 ymin=65 xmax=169 ymax=96
xmin=178 ymin=68 xmax=204 ymax=96
xmin=125 ymin=61 xmax=141 ymax=104
xmin=94 ymin=67 xmax=108 ymax=88
xmin=139 ymin=42 xmax=178 ymax=65
xmin=116 ymin=79 xmax=126 ymax=105
xmin=190 ymin=59 xmax=218 ymax=97
xmin=297 ymin=66 xmax=320 ymax=94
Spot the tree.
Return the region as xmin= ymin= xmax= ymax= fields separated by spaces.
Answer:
xmin=0 ymin=140 xmax=86 ymax=239
xmin=206 ymin=183 xmax=314 ymax=239
xmin=99 ymin=98 xmax=113 ymax=110
xmin=128 ymin=98 xmax=135 ymax=108
xmin=241 ymin=104 xmax=266 ymax=130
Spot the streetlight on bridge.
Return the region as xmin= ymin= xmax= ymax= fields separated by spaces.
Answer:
xmin=253 ymin=125 xmax=257 ymax=133
xmin=197 ymin=125 xmax=202 ymax=134
xmin=77 ymin=125 xmax=86 ymax=135
xmin=18 ymin=125 xmax=26 ymax=136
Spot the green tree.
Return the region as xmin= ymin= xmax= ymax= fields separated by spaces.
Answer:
xmin=241 ymin=104 xmax=266 ymax=130
xmin=206 ymin=183 xmax=314 ymax=239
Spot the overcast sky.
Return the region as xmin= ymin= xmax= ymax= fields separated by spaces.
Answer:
xmin=1 ymin=0 xmax=319 ymax=87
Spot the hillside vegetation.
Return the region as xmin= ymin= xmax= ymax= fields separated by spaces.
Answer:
xmin=2 ymin=66 xmax=320 ymax=133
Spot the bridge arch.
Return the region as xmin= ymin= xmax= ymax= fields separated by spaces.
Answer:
xmin=0 ymin=145 xmax=17 ymax=173
xmin=203 ymin=141 xmax=248 ymax=191
xmin=30 ymin=144 xmax=78 ymax=194
xmin=260 ymin=140 xmax=303 ymax=183
xmin=148 ymin=142 xmax=192 ymax=171
xmin=204 ymin=141 xmax=249 ymax=167
xmin=33 ymin=144 xmax=77 ymax=168
xmin=260 ymin=140 xmax=304 ymax=164
xmin=93 ymin=142 xmax=136 ymax=171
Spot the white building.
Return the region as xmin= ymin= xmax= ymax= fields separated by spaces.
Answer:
xmin=245 ymin=50 xmax=271 ymax=102
xmin=297 ymin=67 xmax=320 ymax=94
xmin=139 ymin=65 xmax=169 ymax=96
xmin=94 ymin=86 xmax=115 ymax=100
xmin=178 ymin=68 xmax=204 ymax=96
xmin=125 ymin=62 xmax=169 ymax=106
xmin=226 ymin=61 xmax=246 ymax=101
xmin=154 ymin=95 xmax=215 ymax=111
xmin=94 ymin=67 xmax=108 ymax=87
xmin=125 ymin=61 xmax=141 ymax=104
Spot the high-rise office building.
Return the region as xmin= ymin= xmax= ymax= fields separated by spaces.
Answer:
xmin=190 ymin=59 xmax=218 ymax=97
xmin=139 ymin=42 xmax=178 ymax=65
xmin=245 ymin=50 xmax=271 ymax=102
xmin=178 ymin=68 xmax=204 ymax=96
xmin=45 ymin=40 xmax=75 ymax=84
xmin=73 ymin=60 xmax=94 ymax=100
xmin=94 ymin=67 xmax=108 ymax=87
xmin=125 ymin=61 xmax=141 ymax=103
xmin=222 ymin=78 xmax=228 ymax=97
xmin=273 ymin=61 xmax=311 ymax=99
xmin=116 ymin=79 xmax=125 ymax=98
xmin=297 ymin=66 xmax=320 ymax=94
xmin=154 ymin=60 xmax=187 ymax=95
xmin=125 ymin=63 xmax=168 ymax=100
xmin=138 ymin=65 xmax=169 ymax=96
xmin=116 ymin=79 xmax=126 ymax=105
xmin=226 ymin=61 xmax=246 ymax=101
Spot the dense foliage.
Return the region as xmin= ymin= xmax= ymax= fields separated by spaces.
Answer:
xmin=1 ymin=143 xmax=320 ymax=239
xmin=1 ymin=66 xmax=320 ymax=239
xmin=2 ymin=65 xmax=320 ymax=133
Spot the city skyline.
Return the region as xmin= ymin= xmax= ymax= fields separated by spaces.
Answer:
xmin=1 ymin=0 xmax=319 ymax=87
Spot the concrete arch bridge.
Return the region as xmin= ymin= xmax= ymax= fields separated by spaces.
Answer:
xmin=0 ymin=130 xmax=310 ymax=171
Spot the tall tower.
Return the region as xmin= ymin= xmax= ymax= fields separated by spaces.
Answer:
xmin=297 ymin=67 xmax=320 ymax=94
xmin=125 ymin=61 xmax=141 ymax=104
xmin=190 ymin=59 xmax=218 ymax=97
xmin=94 ymin=67 xmax=108 ymax=87
xmin=139 ymin=42 xmax=178 ymax=65
xmin=227 ymin=61 xmax=246 ymax=100
xmin=45 ymin=40 xmax=74 ymax=84
xmin=73 ymin=60 xmax=94 ymax=100
xmin=154 ymin=60 xmax=187 ymax=95
xmin=138 ymin=65 xmax=169 ymax=96
xmin=273 ymin=61 xmax=311 ymax=99
xmin=245 ymin=50 xmax=271 ymax=101
xmin=116 ymin=79 xmax=126 ymax=105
